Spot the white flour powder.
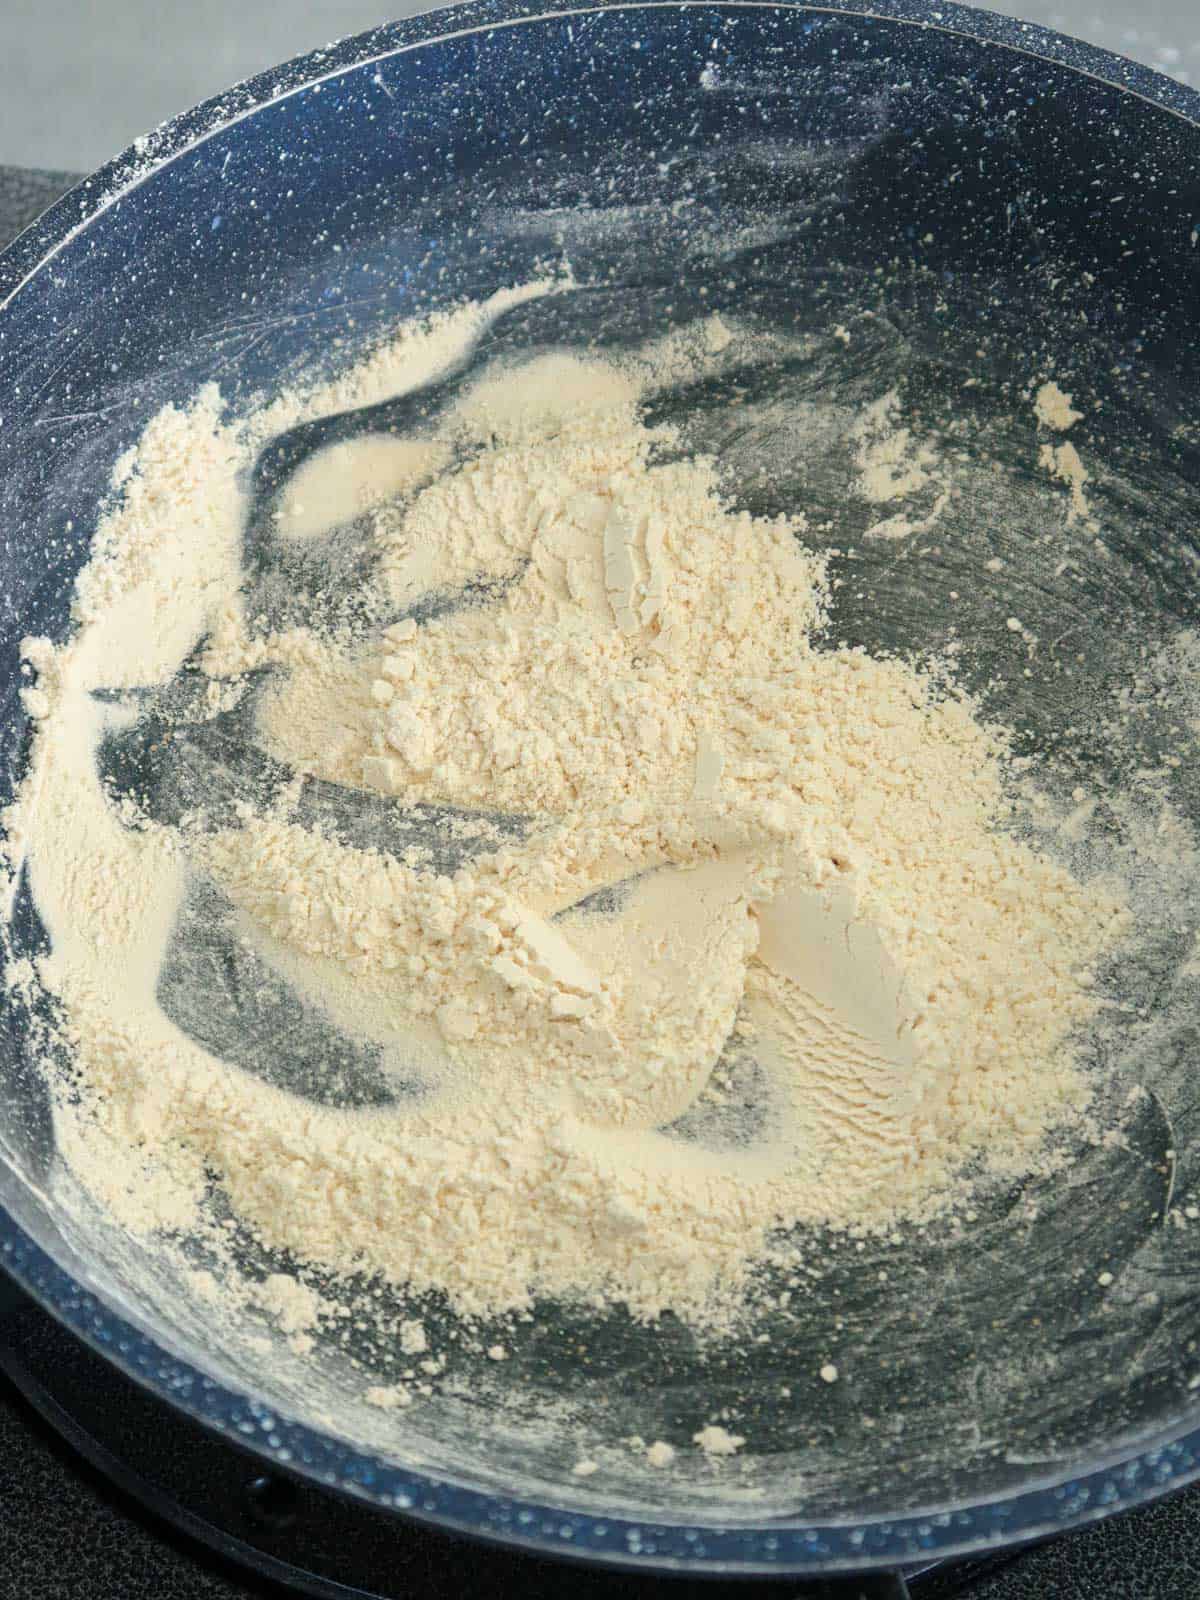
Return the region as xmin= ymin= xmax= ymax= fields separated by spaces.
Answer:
xmin=852 ymin=387 xmax=951 ymax=541
xmin=4 ymin=289 xmax=1129 ymax=1336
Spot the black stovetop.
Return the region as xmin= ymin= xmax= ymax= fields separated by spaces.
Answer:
xmin=5 ymin=161 xmax=1200 ymax=1600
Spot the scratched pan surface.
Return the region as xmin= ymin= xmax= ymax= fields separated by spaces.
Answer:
xmin=3 ymin=0 xmax=1200 ymax=1576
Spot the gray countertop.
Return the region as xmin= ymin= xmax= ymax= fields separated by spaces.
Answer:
xmin=3 ymin=0 xmax=1199 ymax=173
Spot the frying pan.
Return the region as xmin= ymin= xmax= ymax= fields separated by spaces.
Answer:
xmin=3 ymin=0 xmax=1200 ymax=1582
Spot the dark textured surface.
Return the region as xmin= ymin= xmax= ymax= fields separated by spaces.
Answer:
xmin=0 ymin=1384 xmax=265 ymax=1599
xmin=970 ymin=1497 xmax=1200 ymax=1600
xmin=4 ymin=138 xmax=1200 ymax=1597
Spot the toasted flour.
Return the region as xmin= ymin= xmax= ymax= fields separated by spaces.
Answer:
xmin=3 ymin=290 xmax=1130 ymax=1334
xmin=1033 ymin=381 xmax=1083 ymax=433
xmin=850 ymin=387 xmax=951 ymax=541
xmin=694 ymin=1424 xmax=745 ymax=1458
